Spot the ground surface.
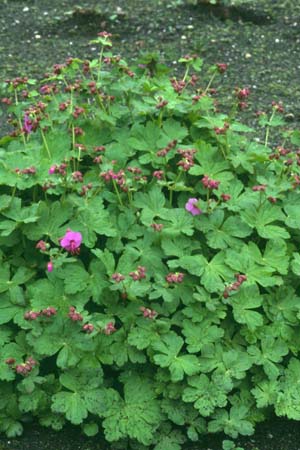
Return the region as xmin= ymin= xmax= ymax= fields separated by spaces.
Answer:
xmin=0 ymin=416 xmax=300 ymax=450
xmin=1 ymin=0 xmax=300 ymax=448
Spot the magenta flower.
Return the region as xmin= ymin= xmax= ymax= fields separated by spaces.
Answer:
xmin=23 ymin=113 xmax=33 ymax=134
xmin=60 ymin=229 xmax=82 ymax=254
xmin=47 ymin=261 xmax=53 ymax=272
xmin=185 ymin=198 xmax=202 ymax=216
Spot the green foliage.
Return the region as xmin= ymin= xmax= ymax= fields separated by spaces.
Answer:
xmin=0 ymin=32 xmax=299 ymax=449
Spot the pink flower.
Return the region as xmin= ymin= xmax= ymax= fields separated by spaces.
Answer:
xmin=185 ymin=198 xmax=202 ymax=216
xmin=60 ymin=229 xmax=82 ymax=254
xmin=48 ymin=165 xmax=57 ymax=175
xmin=23 ymin=113 xmax=33 ymax=134
xmin=47 ymin=261 xmax=53 ymax=272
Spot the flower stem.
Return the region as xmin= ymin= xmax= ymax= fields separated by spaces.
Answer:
xmin=40 ymin=129 xmax=51 ymax=159
xmin=204 ymin=72 xmax=216 ymax=95
xmin=112 ymin=179 xmax=123 ymax=206
xmin=264 ymin=109 xmax=275 ymax=147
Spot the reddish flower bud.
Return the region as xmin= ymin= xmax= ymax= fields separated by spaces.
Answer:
xmin=221 ymin=193 xmax=231 ymax=202
xmin=111 ymin=273 xmax=125 ymax=283
xmin=82 ymin=323 xmax=94 ymax=333
xmin=41 ymin=307 xmax=57 ymax=317
xmin=5 ymin=358 xmax=16 ymax=365
xmin=165 ymin=272 xmax=184 ymax=284
xmin=24 ymin=311 xmax=40 ymax=321
xmin=268 ymin=196 xmax=277 ymax=203
xmin=216 ymin=63 xmax=228 ymax=73
xmin=236 ymin=87 xmax=250 ymax=99
xmin=252 ymin=184 xmax=267 ymax=192
xmin=36 ymin=240 xmax=48 ymax=251
xmin=104 ymin=322 xmax=116 ymax=335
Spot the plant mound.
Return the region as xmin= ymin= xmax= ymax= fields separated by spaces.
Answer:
xmin=0 ymin=32 xmax=300 ymax=450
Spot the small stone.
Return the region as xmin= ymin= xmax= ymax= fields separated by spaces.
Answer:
xmin=285 ymin=113 xmax=295 ymax=121
xmin=23 ymin=6 xmax=29 ymax=11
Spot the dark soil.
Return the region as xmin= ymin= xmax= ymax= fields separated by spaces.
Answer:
xmin=1 ymin=0 xmax=300 ymax=448
xmin=0 ymin=415 xmax=300 ymax=450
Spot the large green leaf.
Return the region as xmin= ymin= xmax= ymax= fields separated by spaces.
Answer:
xmin=182 ymin=373 xmax=229 ymax=416
xmin=23 ymin=201 xmax=73 ymax=242
xmin=152 ymin=332 xmax=199 ymax=381
xmin=198 ymin=209 xmax=252 ymax=249
xmin=230 ymin=285 xmax=264 ymax=331
xmin=240 ymin=201 xmax=289 ymax=239
xmin=102 ymin=375 xmax=162 ymax=446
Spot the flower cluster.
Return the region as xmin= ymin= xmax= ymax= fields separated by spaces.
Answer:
xmin=6 ymin=76 xmax=28 ymax=88
xmin=15 ymin=166 xmax=36 ymax=175
xmin=36 ymin=240 xmax=48 ymax=252
xmin=80 ymin=183 xmax=93 ymax=196
xmin=220 ymin=193 xmax=231 ymax=202
xmin=165 ymin=272 xmax=184 ymax=284
xmin=156 ymin=99 xmax=168 ymax=109
xmin=103 ymin=322 xmax=116 ymax=335
xmin=201 ymin=175 xmax=220 ymax=190
xmin=216 ymin=63 xmax=228 ymax=73
xmin=14 ymin=357 xmax=37 ymax=376
xmin=72 ymin=171 xmax=84 ymax=183
xmin=214 ymin=122 xmax=230 ymax=134
xmin=140 ymin=306 xmax=157 ymax=319
xmin=151 ymin=223 xmax=164 ymax=231
xmin=129 ymin=266 xmax=146 ymax=281
xmin=177 ymin=148 xmax=196 ymax=171
xmin=223 ymin=273 xmax=247 ymax=298
xmin=252 ymin=184 xmax=267 ymax=192
xmin=156 ymin=139 xmax=177 ymax=157
xmin=82 ymin=323 xmax=94 ymax=333
xmin=48 ymin=162 xmax=68 ymax=176
xmin=24 ymin=307 xmax=57 ymax=320
xmin=68 ymin=306 xmax=83 ymax=322
xmin=153 ymin=170 xmax=164 ymax=180
xmin=111 ymin=273 xmax=125 ymax=283
xmin=170 ymin=78 xmax=186 ymax=93
xmin=100 ymin=169 xmax=127 ymax=190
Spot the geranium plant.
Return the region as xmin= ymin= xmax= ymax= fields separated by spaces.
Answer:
xmin=0 ymin=31 xmax=300 ymax=449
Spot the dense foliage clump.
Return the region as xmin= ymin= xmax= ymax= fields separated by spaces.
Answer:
xmin=0 ymin=32 xmax=300 ymax=449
